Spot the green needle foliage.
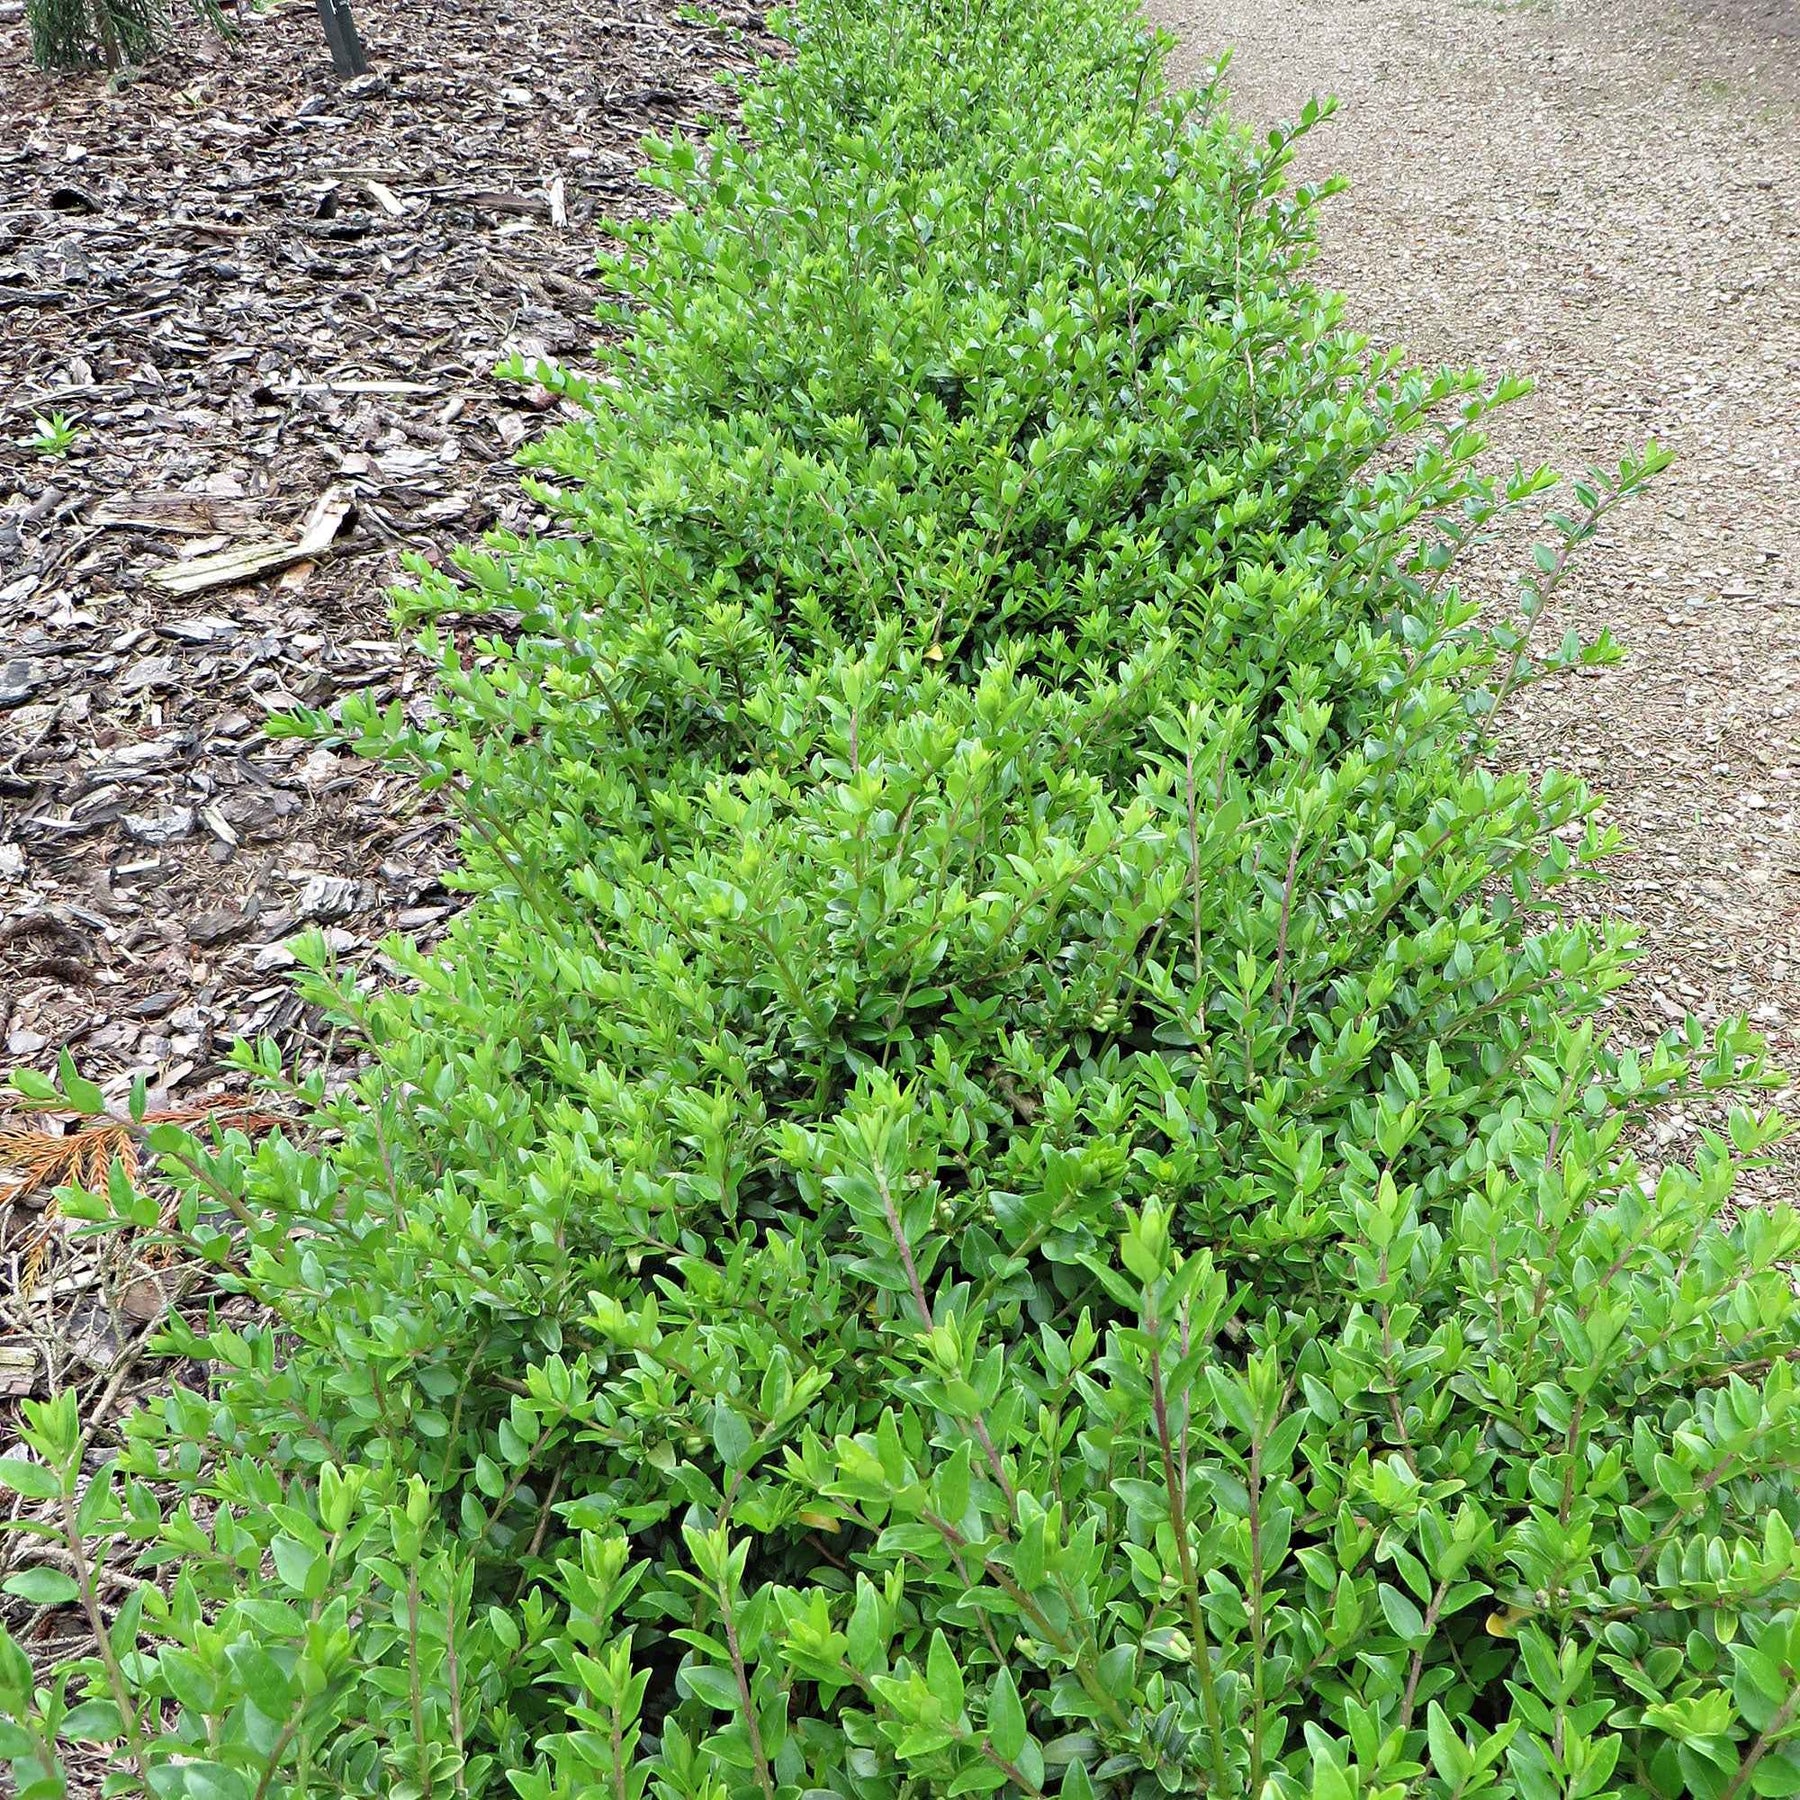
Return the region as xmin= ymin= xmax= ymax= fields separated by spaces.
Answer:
xmin=1 ymin=0 xmax=1793 ymax=1794
xmin=25 ymin=0 xmax=229 ymax=73
xmin=25 ymin=0 xmax=159 ymax=70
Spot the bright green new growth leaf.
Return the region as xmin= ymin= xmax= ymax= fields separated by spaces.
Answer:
xmin=0 ymin=1458 xmax=63 ymax=1502
xmin=2 ymin=1569 xmax=80 ymax=1606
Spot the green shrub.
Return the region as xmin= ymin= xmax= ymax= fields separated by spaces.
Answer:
xmin=0 ymin=0 xmax=1791 ymax=1795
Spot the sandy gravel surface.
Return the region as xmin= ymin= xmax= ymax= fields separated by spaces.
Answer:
xmin=1147 ymin=0 xmax=1800 ymax=1171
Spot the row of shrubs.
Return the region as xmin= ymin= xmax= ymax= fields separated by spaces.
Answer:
xmin=3 ymin=0 xmax=1794 ymax=1793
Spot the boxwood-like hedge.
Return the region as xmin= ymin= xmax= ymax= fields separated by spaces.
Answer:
xmin=2 ymin=0 xmax=1793 ymax=1795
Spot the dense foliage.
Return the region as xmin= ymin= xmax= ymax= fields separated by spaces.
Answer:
xmin=1 ymin=0 xmax=1793 ymax=1794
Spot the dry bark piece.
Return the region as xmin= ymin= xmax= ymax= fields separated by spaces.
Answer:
xmin=186 ymin=907 xmax=253 ymax=946
xmin=160 ymin=616 xmax=242 ymax=646
xmin=0 ymin=661 xmax=47 ymax=708
xmin=118 ymin=1273 xmax=177 ymax=1323
xmin=123 ymin=808 xmax=196 ymax=844
xmin=0 ymin=1345 xmax=37 ymax=1398
xmin=272 ymin=378 xmax=438 ymax=396
xmin=89 ymin=734 xmax=192 ymax=782
xmin=91 ymin=492 xmax=264 ymax=536
xmin=295 ymin=873 xmax=374 ymax=919
xmin=463 ymin=189 xmax=552 ymax=217
xmin=150 ymin=490 xmax=353 ymax=596
xmin=119 ymin=655 xmax=178 ymax=694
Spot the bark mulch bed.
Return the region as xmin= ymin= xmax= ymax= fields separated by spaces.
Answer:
xmin=0 ymin=0 xmax=756 ymax=1433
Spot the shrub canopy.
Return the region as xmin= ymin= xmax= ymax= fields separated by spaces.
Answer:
xmin=1 ymin=0 xmax=1792 ymax=1796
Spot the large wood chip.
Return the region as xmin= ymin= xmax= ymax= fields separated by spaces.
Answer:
xmin=150 ymin=491 xmax=353 ymax=596
xmin=90 ymin=492 xmax=266 ymax=536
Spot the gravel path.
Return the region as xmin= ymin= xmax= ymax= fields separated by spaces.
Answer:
xmin=1147 ymin=0 xmax=1800 ymax=1158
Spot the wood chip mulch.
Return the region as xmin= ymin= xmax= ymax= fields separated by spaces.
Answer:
xmin=0 ymin=0 xmax=761 ymax=1396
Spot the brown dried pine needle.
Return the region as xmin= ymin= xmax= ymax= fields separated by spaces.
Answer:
xmin=0 ymin=1101 xmax=285 ymax=1295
